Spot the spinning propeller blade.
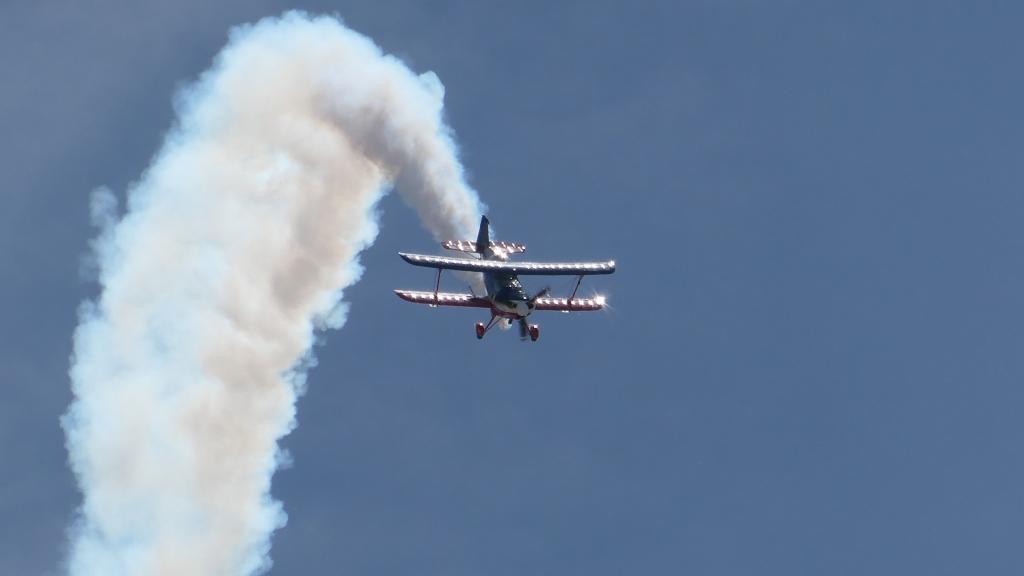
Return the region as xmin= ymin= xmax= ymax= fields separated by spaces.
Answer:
xmin=527 ymin=286 xmax=550 ymax=308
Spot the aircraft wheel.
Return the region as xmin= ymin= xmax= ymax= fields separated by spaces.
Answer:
xmin=475 ymin=322 xmax=485 ymax=339
xmin=528 ymin=324 xmax=540 ymax=342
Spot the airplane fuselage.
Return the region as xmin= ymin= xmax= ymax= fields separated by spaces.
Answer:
xmin=484 ymin=271 xmax=532 ymax=319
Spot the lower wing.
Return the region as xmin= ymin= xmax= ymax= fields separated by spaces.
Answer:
xmin=533 ymin=296 xmax=606 ymax=312
xmin=394 ymin=290 xmax=491 ymax=308
xmin=394 ymin=291 xmax=606 ymax=312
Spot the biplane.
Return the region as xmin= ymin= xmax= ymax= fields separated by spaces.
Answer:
xmin=395 ymin=216 xmax=615 ymax=341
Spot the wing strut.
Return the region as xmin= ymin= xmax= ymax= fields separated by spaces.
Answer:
xmin=568 ymin=275 xmax=584 ymax=309
xmin=432 ymin=268 xmax=442 ymax=307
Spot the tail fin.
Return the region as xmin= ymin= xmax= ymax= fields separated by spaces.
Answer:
xmin=475 ymin=215 xmax=490 ymax=254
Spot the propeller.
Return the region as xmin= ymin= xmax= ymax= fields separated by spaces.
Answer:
xmin=519 ymin=286 xmax=550 ymax=340
xmin=527 ymin=286 xmax=551 ymax=308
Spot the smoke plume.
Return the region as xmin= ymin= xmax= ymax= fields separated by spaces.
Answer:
xmin=63 ymin=12 xmax=482 ymax=575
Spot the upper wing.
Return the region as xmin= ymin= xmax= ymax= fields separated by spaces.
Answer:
xmin=399 ymin=253 xmax=615 ymax=276
xmin=394 ymin=290 xmax=490 ymax=308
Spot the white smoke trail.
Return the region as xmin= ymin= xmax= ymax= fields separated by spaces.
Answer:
xmin=63 ymin=12 xmax=482 ymax=576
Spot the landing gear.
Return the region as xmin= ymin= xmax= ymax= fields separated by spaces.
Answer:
xmin=475 ymin=315 xmax=500 ymax=340
xmin=476 ymin=315 xmax=539 ymax=342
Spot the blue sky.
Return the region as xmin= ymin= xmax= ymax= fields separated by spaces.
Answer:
xmin=2 ymin=2 xmax=1023 ymax=574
